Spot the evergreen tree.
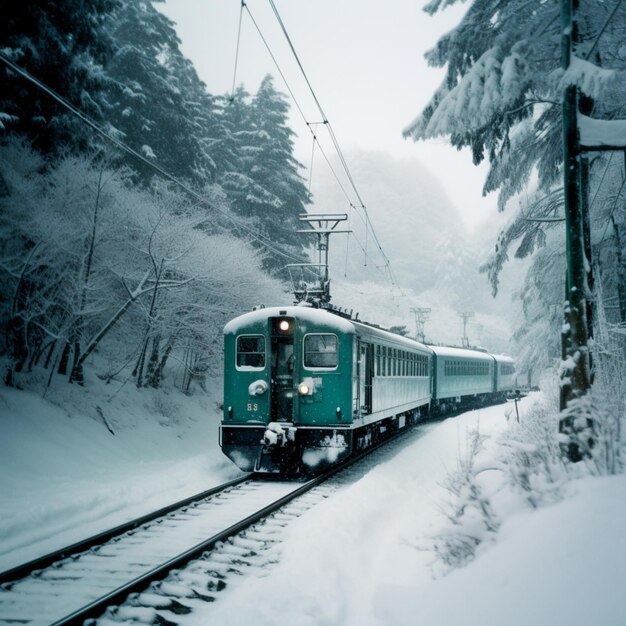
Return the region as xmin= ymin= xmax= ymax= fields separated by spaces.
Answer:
xmin=250 ymin=76 xmax=310 ymax=258
xmin=104 ymin=0 xmax=216 ymax=186
xmin=405 ymin=0 xmax=625 ymax=295
xmin=1 ymin=1 xmax=311 ymax=278
xmin=0 ymin=0 xmax=118 ymax=153
xmin=218 ymin=77 xmax=311 ymax=272
xmin=408 ymin=0 xmax=626 ymax=382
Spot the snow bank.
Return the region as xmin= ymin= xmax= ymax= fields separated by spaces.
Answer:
xmin=203 ymin=404 xmax=510 ymax=626
xmin=197 ymin=396 xmax=626 ymax=626
xmin=0 ymin=376 xmax=239 ymax=572
xmin=378 ymin=475 xmax=626 ymax=626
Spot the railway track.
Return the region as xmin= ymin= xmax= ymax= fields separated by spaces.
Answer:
xmin=0 ymin=476 xmax=251 ymax=586
xmin=0 ymin=475 xmax=305 ymax=626
xmin=0 ymin=414 xmax=452 ymax=626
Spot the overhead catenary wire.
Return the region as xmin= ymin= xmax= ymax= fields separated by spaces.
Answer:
xmin=244 ymin=3 xmax=376 ymax=243
xmin=265 ymin=0 xmax=402 ymax=288
xmin=242 ymin=1 xmax=406 ymax=301
xmin=241 ymin=5 xmax=365 ymax=227
xmin=241 ymin=3 xmax=390 ymax=287
xmin=230 ymin=0 xmax=246 ymax=100
xmin=0 ymin=53 xmax=309 ymax=267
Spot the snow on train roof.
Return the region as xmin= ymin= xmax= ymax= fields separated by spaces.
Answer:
xmin=491 ymin=353 xmax=515 ymax=364
xmin=427 ymin=345 xmax=494 ymax=360
xmin=223 ymin=305 xmax=356 ymax=335
xmin=350 ymin=320 xmax=431 ymax=353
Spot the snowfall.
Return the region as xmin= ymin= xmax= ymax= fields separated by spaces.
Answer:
xmin=1 ymin=376 xmax=625 ymax=626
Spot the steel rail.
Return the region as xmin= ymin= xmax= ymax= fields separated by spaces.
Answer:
xmin=0 ymin=474 xmax=251 ymax=585
xmin=50 ymin=422 xmax=427 ymax=626
xmin=51 ymin=476 xmax=321 ymax=626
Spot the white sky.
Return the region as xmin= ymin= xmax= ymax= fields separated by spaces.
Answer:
xmin=160 ymin=0 xmax=497 ymax=229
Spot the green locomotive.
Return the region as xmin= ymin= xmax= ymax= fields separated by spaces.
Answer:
xmin=221 ymin=304 xmax=432 ymax=473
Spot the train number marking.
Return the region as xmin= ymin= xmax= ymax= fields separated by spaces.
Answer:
xmin=247 ymin=403 xmax=258 ymax=411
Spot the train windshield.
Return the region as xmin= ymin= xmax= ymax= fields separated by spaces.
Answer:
xmin=304 ymin=334 xmax=338 ymax=369
xmin=236 ymin=335 xmax=265 ymax=369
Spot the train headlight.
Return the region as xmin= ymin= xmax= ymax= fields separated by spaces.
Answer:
xmin=298 ymin=378 xmax=316 ymax=396
xmin=272 ymin=316 xmax=293 ymax=335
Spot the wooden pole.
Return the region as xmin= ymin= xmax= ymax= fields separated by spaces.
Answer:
xmin=559 ymin=0 xmax=592 ymax=460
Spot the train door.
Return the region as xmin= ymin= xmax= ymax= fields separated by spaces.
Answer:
xmin=358 ymin=341 xmax=373 ymax=415
xmin=353 ymin=339 xmax=360 ymax=418
xmin=270 ymin=327 xmax=295 ymax=423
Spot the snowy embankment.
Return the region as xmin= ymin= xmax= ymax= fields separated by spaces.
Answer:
xmin=0 ymin=377 xmax=239 ymax=572
xmin=199 ymin=394 xmax=626 ymax=626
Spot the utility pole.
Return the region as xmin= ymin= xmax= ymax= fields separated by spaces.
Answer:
xmin=287 ymin=214 xmax=350 ymax=306
xmin=410 ymin=307 xmax=431 ymax=343
xmin=459 ymin=312 xmax=474 ymax=348
xmin=558 ymin=0 xmax=626 ymax=458
xmin=558 ymin=0 xmax=592 ymax=460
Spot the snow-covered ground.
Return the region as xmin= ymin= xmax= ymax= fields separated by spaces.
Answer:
xmin=0 ymin=377 xmax=240 ymax=572
xmin=192 ymin=394 xmax=626 ymax=626
xmin=2 ymin=387 xmax=625 ymax=626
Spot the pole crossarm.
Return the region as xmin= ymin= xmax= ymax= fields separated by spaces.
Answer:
xmin=578 ymin=114 xmax=626 ymax=151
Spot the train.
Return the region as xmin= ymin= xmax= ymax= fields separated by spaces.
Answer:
xmin=220 ymin=304 xmax=515 ymax=474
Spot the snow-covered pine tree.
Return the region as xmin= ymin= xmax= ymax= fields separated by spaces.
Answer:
xmin=104 ymin=0 xmax=215 ymax=187
xmin=511 ymin=228 xmax=566 ymax=382
xmin=218 ymin=76 xmax=311 ymax=273
xmin=0 ymin=0 xmax=117 ymax=153
xmin=407 ymin=0 xmax=626 ymax=375
xmin=406 ymin=0 xmax=625 ymax=290
xmin=249 ymin=75 xmax=310 ymax=270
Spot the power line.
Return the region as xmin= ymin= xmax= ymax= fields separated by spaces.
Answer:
xmin=244 ymin=0 xmax=404 ymax=290
xmin=241 ymin=5 xmax=365 ymax=225
xmin=266 ymin=0 xmax=402 ymax=288
xmin=230 ymin=0 xmax=246 ymax=99
xmin=0 ymin=53 xmax=308 ymax=266
xmin=241 ymin=3 xmax=390 ymax=285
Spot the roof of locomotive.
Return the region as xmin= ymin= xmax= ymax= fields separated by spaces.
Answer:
xmin=224 ymin=306 xmax=515 ymax=363
xmin=427 ymin=345 xmax=495 ymax=361
xmin=223 ymin=304 xmax=356 ymax=335
xmin=224 ymin=305 xmax=434 ymax=354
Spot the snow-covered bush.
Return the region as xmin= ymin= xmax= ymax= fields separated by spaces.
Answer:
xmin=426 ymin=427 xmax=500 ymax=573
xmin=580 ymin=355 xmax=625 ymax=476
xmin=424 ymin=356 xmax=625 ymax=577
xmin=146 ymin=389 xmax=181 ymax=424
xmin=499 ymin=377 xmax=568 ymax=508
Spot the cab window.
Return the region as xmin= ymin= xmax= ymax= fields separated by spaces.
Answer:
xmin=236 ymin=335 xmax=265 ymax=369
xmin=304 ymin=334 xmax=338 ymax=369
